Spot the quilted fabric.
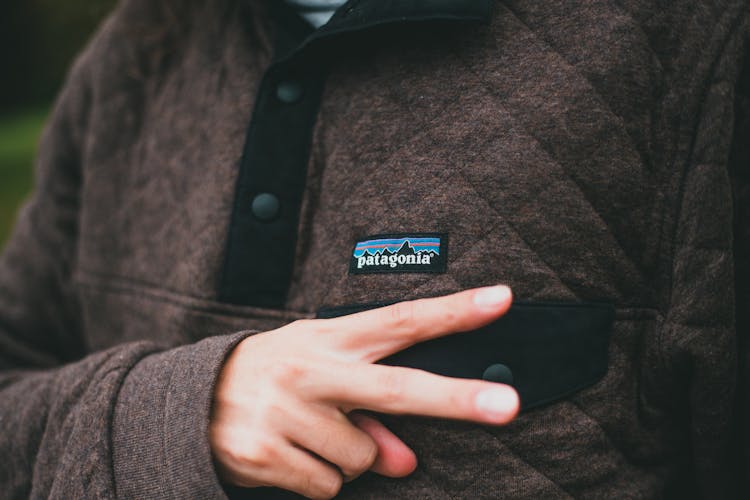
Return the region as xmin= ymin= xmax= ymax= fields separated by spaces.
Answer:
xmin=0 ymin=0 xmax=748 ymax=498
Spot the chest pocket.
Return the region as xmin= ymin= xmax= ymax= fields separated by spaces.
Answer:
xmin=318 ymin=301 xmax=613 ymax=410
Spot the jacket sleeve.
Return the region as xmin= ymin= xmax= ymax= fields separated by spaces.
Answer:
xmin=658 ymin=15 xmax=749 ymax=498
xmin=0 ymin=6 xmax=248 ymax=499
xmin=649 ymin=10 xmax=750 ymax=498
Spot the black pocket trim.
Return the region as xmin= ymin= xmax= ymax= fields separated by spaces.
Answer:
xmin=317 ymin=301 xmax=613 ymax=410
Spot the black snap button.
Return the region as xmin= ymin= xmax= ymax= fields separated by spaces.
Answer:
xmin=276 ymin=81 xmax=303 ymax=104
xmin=482 ymin=364 xmax=514 ymax=385
xmin=251 ymin=193 xmax=280 ymax=222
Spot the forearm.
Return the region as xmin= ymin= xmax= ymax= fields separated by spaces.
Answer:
xmin=0 ymin=333 xmax=251 ymax=498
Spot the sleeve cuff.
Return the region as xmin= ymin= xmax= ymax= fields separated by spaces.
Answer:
xmin=112 ymin=332 xmax=253 ymax=499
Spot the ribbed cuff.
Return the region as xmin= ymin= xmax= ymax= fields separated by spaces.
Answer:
xmin=112 ymin=332 xmax=253 ymax=499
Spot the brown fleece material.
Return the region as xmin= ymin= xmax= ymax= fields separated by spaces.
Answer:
xmin=1 ymin=0 xmax=749 ymax=498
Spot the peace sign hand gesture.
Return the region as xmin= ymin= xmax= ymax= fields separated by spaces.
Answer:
xmin=210 ymin=286 xmax=519 ymax=499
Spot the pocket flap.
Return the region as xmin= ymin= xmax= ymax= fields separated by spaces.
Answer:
xmin=317 ymin=301 xmax=614 ymax=410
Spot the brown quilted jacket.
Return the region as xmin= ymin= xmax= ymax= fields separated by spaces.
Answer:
xmin=1 ymin=0 xmax=749 ymax=498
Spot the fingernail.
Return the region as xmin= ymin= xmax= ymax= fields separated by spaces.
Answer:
xmin=475 ymin=387 xmax=519 ymax=418
xmin=473 ymin=286 xmax=511 ymax=309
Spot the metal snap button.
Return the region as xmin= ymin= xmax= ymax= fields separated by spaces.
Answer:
xmin=251 ymin=193 xmax=281 ymax=222
xmin=482 ymin=363 xmax=514 ymax=385
xmin=275 ymin=81 xmax=303 ymax=104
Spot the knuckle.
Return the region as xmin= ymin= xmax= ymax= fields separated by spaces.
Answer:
xmin=258 ymin=398 xmax=290 ymax=424
xmin=384 ymin=301 xmax=417 ymax=330
xmin=440 ymin=307 xmax=458 ymax=326
xmin=241 ymin=435 xmax=277 ymax=469
xmin=289 ymin=318 xmax=315 ymax=332
xmin=267 ymin=359 xmax=307 ymax=386
xmin=213 ymin=434 xmax=244 ymax=466
xmin=377 ymin=370 xmax=406 ymax=406
xmin=446 ymin=385 xmax=472 ymax=416
xmin=348 ymin=439 xmax=378 ymax=475
xmin=313 ymin=472 xmax=343 ymax=500
xmin=290 ymin=318 xmax=336 ymax=339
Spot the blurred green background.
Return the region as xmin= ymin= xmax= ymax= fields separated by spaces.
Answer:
xmin=0 ymin=0 xmax=116 ymax=247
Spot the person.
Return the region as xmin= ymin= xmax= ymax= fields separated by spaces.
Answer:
xmin=1 ymin=0 xmax=748 ymax=498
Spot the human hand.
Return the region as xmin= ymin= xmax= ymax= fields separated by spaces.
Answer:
xmin=210 ymin=286 xmax=519 ymax=499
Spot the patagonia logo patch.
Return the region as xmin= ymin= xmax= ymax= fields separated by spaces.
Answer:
xmin=349 ymin=233 xmax=448 ymax=274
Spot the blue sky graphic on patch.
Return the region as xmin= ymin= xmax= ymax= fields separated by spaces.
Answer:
xmin=353 ymin=237 xmax=441 ymax=258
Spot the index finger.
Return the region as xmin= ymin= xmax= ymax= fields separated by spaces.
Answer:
xmin=327 ymin=286 xmax=512 ymax=362
xmin=315 ymin=362 xmax=520 ymax=425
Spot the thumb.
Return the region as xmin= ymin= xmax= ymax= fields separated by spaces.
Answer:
xmin=349 ymin=412 xmax=418 ymax=478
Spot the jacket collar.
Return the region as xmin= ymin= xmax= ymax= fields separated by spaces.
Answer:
xmin=274 ymin=0 xmax=494 ymax=64
xmin=321 ymin=0 xmax=494 ymax=35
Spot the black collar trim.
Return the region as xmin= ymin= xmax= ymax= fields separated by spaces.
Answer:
xmin=277 ymin=0 xmax=494 ymax=63
xmin=322 ymin=0 xmax=494 ymax=32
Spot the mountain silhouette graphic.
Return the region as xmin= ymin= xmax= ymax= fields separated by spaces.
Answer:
xmin=397 ymin=241 xmax=417 ymax=256
xmin=359 ymin=240 xmax=439 ymax=258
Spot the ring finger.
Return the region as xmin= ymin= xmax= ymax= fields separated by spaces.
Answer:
xmin=284 ymin=404 xmax=379 ymax=480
